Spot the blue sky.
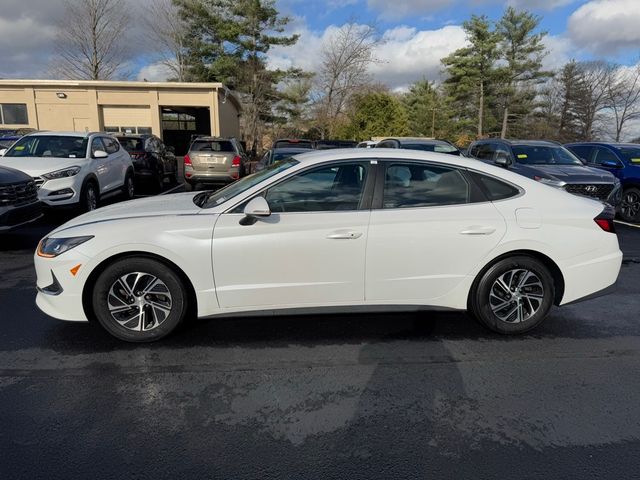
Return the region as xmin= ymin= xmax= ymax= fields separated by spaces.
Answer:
xmin=1 ymin=0 xmax=639 ymax=89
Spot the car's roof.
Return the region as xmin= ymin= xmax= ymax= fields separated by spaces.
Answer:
xmin=566 ymin=141 xmax=640 ymax=147
xmin=477 ymin=139 xmax=559 ymax=147
xmin=26 ymin=131 xmax=95 ymax=138
xmin=272 ymin=147 xmax=312 ymax=153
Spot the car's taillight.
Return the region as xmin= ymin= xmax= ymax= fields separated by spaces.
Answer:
xmin=184 ymin=154 xmax=192 ymax=166
xmin=594 ymin=206 xmax=616 ymax=233
xmin=231 ymin=155 xmax=241 ymax=167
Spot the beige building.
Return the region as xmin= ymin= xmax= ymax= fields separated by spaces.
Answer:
xmin=0 ymin=79 xmax=241 ymax=154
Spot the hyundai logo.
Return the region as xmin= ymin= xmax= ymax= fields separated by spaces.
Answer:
xmin=585 ymin=185 xmax=598 ymax=193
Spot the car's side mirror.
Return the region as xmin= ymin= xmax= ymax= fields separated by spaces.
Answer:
xmin=600 ymin=159 xmax=622 ymax=169
xmin=93 ymin=150 xmax=108 ymax=159
xmin=0 ymin=149 xmax=6 ymax=156
xmin=495 ymin=153 xmax=511 ymax=167
xmin=240 ymin=196 xmax=271 ymax=225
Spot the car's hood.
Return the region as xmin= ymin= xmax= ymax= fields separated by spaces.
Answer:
xmin=52 ymin=192 xmax=203 ymax=234
xmin=516 ymin=164 xmax=615 ymax=183
xmin=0 ymin=165 xmax=33 ymax=183
xmin=0 ymin=156 xmax=86 ymax=177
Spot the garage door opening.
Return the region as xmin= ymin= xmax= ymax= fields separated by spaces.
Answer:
xmin=161 ymin=106 xmax=210 ymax=156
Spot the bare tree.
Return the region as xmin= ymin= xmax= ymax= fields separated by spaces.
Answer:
xmin=143 ymin=0 xmax=188 ymax=81
xmin=315 ymin=23 xmax=379 ymax=138
xmin=51 ymin=0 xmax=130 ymax=80
xmin=607 ymin=64 xmax=640 ymax=142
xmin=572 ymin=61 xmax=615 ymax=140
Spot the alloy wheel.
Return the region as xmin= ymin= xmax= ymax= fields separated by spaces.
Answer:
xmin=86 ymin=185 xmax=97 ymax=211
xmin=488 ymin=269 xmax=544 ymax=323
xmin=107 ymin=272 xmax=173 ymax=332
xmin=127 ymin=176 xmax=135 ymax=198
xmin=621 ymin=191 xmax=640 ymax=220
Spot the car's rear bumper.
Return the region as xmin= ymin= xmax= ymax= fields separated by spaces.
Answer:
xmin=559 ymin=249 xmax=623 ymax=305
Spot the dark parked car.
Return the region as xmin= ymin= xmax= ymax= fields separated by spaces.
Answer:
xmin=0 ymin=165 xmax=42 ymax=232
xmin=183 ymin=137 xmax=249 ymax=190
xmin=375 ymin=137 xmax=462 ymax=156
xmin=468 ymin=139 xmax=620 ymax=205
xmin=313 ymin=139 xmax=358 ymax=150
xmin=272 ymin=138 xmax=314 ymax=149
xmin=565 ymin=142 xmax=640 ymax=222
xmin=115 ymin=134 xmax=178 ymax=193
xmin=255 ymin=147 xmax=312 ymax=172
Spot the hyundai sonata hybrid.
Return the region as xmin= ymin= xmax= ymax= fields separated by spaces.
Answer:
xmin=34 ymin=149 xmax=622 ymax=342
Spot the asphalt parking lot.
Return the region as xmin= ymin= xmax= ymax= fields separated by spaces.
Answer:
xmin=1 ymin=207 xmax=640 ymax=479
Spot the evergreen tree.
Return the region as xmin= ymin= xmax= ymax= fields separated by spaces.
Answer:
xmin=341 ymin=92 xmax=409 ymax=141
xmin=495 ymin=7 xmax=550 ymax=138
xmin=442 ymin=15 xmax=501 ymax=138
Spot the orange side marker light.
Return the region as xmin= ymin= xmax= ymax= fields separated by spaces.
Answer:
xmin=70 ymin=264 xmax=82 ymax=276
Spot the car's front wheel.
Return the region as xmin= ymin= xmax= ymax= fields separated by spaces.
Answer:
xmin=91 ymin=257 xmax=189 ymax=342
xmin=122 ymin=172 xmax=135 ymax=200
xmin=619 ymin=187 xmax=640 ymax=223
xmin=470 ymin=255 xmax=555 ymax=334
xmin=80 ymin=181 xmax=99 ymax=212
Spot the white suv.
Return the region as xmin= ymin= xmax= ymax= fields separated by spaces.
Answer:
xmin=0 ymin=132 xmax=134 ymax=211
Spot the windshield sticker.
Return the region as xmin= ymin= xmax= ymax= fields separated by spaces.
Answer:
xmin=517 ymin=154 xmax=527 ymax=159
xmin=14 ymin=145 xmax=25 ymax=151
xmin=631 ymin=158 xmax=640 ymax=163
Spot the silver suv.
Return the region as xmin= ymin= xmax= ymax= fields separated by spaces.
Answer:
xmin=183 ymin=137 xmax=249 ymax=190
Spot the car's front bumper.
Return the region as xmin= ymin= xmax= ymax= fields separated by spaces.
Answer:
xmin=34 ymin=248 xmax=91 ymax=321
xmin=37 ymin=176 xmax=83 ymax=207
xmin=0 ymin=201 xmax=42 ymax=231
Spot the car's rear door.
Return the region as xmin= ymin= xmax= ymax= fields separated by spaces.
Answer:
xmin=365 ymin=160 xmax=507 ymax=304
xmin=212 ymin=161 xmax=375 ymax=309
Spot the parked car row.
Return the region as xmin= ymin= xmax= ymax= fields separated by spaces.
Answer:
xmin=0 ymin=130 xmax=181 ymax=232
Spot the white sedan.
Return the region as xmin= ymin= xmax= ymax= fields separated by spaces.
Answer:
xmin=34 ymin=149 xmax=622 ymax=342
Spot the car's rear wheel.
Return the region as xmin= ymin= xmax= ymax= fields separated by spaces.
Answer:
xmin=91 ymin=257 xmax=188 ymax=342
xmin=470 ymin=255 xmax=554 ymax=334
xmin=619 ymin=187 xmax=640 ymax=223
xmin=122 ymin=172 xmax=135 ymax=200
xmin=80 ymin=181 xmax=99 ymax=212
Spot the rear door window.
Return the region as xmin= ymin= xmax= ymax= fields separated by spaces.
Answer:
xmin=382 ymin=163 xmax=471 ymax=208
xmin=191 ymin=140 xmax=234 ymax=152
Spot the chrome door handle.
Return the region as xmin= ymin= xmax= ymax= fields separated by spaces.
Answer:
xmin=326 ymin=230 xmax=363 ymax=240
xmin=460 ymin=226 xmax=496 ymax=235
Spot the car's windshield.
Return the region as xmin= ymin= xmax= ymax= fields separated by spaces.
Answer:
xmin=616 ymin=147 xmax=640 ymax=164
xmin=4 ymin=135 xmax=88 ymax=158
xmin=511 ymin=145 xmax=582 ymax=165
xmin=116 ymin=137 xmax=144 ymax=152
xmin=198 ymin=159 xmax=299 ymax=208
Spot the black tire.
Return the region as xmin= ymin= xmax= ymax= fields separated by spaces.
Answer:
xmin=122 ymin=171 xmax=135 ymax=200
xmin=80 ymin=181 xmax=99 ymax=212
xmin=619 ymin=187 xmax=640 ymax=223
xmin=153 ymin=168 xmax=164 ymax=194
xmin=469 ymin=255 xmax=554 ymax=334
xmin=91 ymin=257 xmax=188 ymax=342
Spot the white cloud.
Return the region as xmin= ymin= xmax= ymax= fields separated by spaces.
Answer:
xmin=268 ymin=21 xmax=468 ymax=89
xmin=370 ymin=25 xmax=467 ymax=88
xmin=541 ymin=34 xmax=574 ymax=71
xmin=568 ymin=0 xmax=640 ymax=55
xmin=136 ymin=62 xmax=174 ymax=82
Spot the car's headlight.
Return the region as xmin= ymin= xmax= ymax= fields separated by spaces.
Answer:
xmin=42 ymin=166 xmax=81 ymax=180
xmin=534 ymin=176 xmax=566 ymax=188
xmin=37 ymin=236 xmax=93 ymax=258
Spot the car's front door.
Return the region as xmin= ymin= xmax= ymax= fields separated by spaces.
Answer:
xmin=101 ymin=136 xmax=128 ymax=190
xmin=592 ymin=146 xmax=624 ymax=180
xmin=365 ymin=161 xmax=507 ymax=304
xmin=90 ymin=137 xmax=112 ymax=193
xmin=212 ymin=161 xmax=374 ymax=309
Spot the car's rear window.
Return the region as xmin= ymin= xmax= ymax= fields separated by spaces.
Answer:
xmin=473 ymin=173 xmax=521 ymax=201
xmin=273 ymin=140 xmax=313 ymax=149
xmin=191 ymin=140 xmax=234 ymax=152
xmin=117 ymin=137 xmax=144 ymax=152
